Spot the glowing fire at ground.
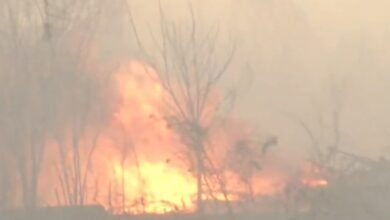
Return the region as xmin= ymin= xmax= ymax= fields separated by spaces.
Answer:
xmin=301 ymin=179 xmax=328 ymax=188
xmin=100 ymin=61 xmax=198 ymax=214
xmin=95 ymin=60 xmax=289 ymax=214
xmin=39 ymin=60 xmax=329 ymax=215
xmin=113 ymin=162 xmax=197 ymax=214
xmin=301 ymin=162 xmax=328 ymax=188
xmin=100 ymin=61 xmax=328 ymax=214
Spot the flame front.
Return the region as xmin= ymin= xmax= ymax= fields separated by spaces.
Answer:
xmin=112 ymin=162 xmax=197 ymax=214
xmin=98 ymin=61 xmax=198 ymax=214
xmin=301 ymin=162 xmax=328 ymax=188
xmin=36 ymin=60 xmax=328 ymax=215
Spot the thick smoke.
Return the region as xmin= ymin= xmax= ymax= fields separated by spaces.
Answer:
xmin=1 ymin=0 xmax=390 ymax=219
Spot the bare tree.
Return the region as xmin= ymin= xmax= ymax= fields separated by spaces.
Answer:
xmin=0 ymin=0 xmax=112 ymax=208
xmin=293 ymin=76 xmax=348 ymax=169
xmin=225 ymin=135 xmax=277 ymax=203
xmin=126 ymin=2 xmax=237 ymax=215
xmin=0 ymin=0 xmax=54 ymax=208
xmin=285 ymin=76 xmax=349 ymax=218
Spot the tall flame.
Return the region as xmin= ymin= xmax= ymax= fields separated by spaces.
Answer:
xmin=36 ymin=60 xmax=328 ymax=215
xmin=112 ymin=162 xmax=197 ymax=214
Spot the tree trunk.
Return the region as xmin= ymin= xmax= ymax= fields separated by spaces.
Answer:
xmin=195 ymin=143 xmax=204 ymax=216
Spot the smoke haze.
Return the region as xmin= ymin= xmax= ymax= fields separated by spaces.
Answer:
xmin=1 ymin=0 xmax=390 ymax=218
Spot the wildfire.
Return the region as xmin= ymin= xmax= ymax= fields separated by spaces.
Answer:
xmin=100 ymin=61 xmax=197 ymax=214
xmin=301 ymin=162 xmax=328 ymax=188
xmin=36 ymin=60 xmax=329 ymax=215
xmin=302 ymin=179 xmax=328 ymax=188
xmin=112 ymin=161 xmax=197 ymax=214
xmin=105 ymin=61 xmax=327 ymax=212
xmin=100 ymin=60 xmax=286 ymax=213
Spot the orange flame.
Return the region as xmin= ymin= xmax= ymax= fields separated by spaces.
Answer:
xmin=301 ymin=161 xmax=328 ymax=188
xmin=112 ymin=161 xmax=197 ymax=214
xmin=37 ymin=60 xmax=328 ymax=215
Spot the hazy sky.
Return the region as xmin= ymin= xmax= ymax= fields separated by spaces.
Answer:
xmin=228 ymin=0 xmax=390 ymax=159
xmin=295 ymin=0 xmax=390 ymax=31
xmin=123 ymin=0 xmax=390 ymax=159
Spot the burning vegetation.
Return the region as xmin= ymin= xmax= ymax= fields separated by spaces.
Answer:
xmin=0 ymin=0 xmax=330 ymax=216
xmin=0 ymin=56 xmax=329 ymax=215
xmin=2 ymin=1 xmax=390 ymax=220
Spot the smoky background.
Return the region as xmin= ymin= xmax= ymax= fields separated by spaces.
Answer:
xmin=1 ymin=0 xmax=390 ymax=219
